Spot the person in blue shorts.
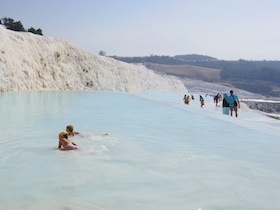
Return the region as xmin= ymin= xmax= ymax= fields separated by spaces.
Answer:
xmin=222 ymin=93 xmax=230 ymax=115
xmin=228 ymin=90 xmax=240 ymax=117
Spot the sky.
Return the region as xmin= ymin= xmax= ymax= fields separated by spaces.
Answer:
xmin=1 ymin=0 xmax=280 ymax=60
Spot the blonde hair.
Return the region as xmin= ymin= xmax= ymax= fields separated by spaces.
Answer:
xmin=59 ymin=131 xmax=68 ymax=139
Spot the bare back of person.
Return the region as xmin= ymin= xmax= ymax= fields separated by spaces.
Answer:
xmin=58 ymin=138 xmax=78 ymax=150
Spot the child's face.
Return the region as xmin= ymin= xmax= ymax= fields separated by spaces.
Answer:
xmin=67 ymin=130 xmax=73 ymax=135
xmin=66 ymin=127 xmax=74 ymax=133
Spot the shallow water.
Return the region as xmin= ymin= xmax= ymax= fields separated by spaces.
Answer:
xmin=0 ymin=92 xmax=280 ymax=210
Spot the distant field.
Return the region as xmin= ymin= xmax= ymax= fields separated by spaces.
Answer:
xmin=144 ymin=62 xmax=221 ymax=82
xmin=144 ymin=62 xmax=280 ymax=97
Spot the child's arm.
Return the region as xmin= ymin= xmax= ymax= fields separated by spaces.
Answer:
xmin=58 ymin=140 xmax=62 ymax=149
xmin=68 ymin=131 xmax=80 ymax=136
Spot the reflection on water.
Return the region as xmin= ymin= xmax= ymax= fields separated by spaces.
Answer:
xmin=0 ymin=92 xmax=280 ymax=210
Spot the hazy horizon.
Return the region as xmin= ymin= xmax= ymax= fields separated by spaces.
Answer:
xmin=108 ymin=53 xmax=280 ymax=61
xmin=1 ymin=0 xmax=280 ymax=61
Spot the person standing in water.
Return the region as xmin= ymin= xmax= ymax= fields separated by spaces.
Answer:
xmin=199 ymin=95 xmax=205 ymax=108
xmin=222 ymin=93 xmax=230 ymax=115
xmin=228 ymin=90 xmax=240 ymax=117
xmin=214 ymin=93 xmax=220 ymax=107
xmin=183 ymin=95 xmax=190 ymax=105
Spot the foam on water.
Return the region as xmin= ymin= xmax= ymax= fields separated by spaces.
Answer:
xmin=0 ymin=92 xmax=280 ymax=210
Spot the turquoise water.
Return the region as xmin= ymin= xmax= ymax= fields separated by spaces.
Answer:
xmin=0 ymin=92 xmax=280 ymax=210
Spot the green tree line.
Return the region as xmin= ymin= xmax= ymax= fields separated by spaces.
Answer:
xmin=219 ymin=61 xmax=280 ymax=84
xmin=111 ymin=55 xmax=188 ymax=65
xmin=0 ymin=17 xmax=43 ymax=35
xmin=184 ymin=59 xmax=280 ymax=84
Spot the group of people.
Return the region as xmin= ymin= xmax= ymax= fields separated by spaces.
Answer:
xmin=58 ymin=125 xmax=109 ymax=151
xmin=183 ymin=94 xmax=204 ymax=108
xmin=183 ymin=90 xmax=240 ymax=117
xmin=184 ymin=94 xmax=204 ymax=108
xmin=222 ymin=90 xmax=240 ymax=117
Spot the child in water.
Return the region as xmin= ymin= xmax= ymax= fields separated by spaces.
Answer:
xmin=65 ymin=125 xmax=80 ymax=136
xmin=58 ymin=131 xmax=78 ymax=150
xmin=57 ymin=125 xmax=110 ymax=150
xmin=58 ymin=125 xmax=79 ymax=150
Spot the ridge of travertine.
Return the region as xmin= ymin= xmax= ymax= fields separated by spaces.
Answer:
xmin=0 ymin=26 xmax=187 ymax=93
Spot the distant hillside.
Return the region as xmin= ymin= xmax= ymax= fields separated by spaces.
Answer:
xmin=144 ymin=63 xmax=221 ymax=82
xmin=111 ymin=54 xmax=280 ymax=97
xmin=110 ymin=54 xmax=216 ymax=65
xmin=174 ymin=54 xmax=217 ymax=61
